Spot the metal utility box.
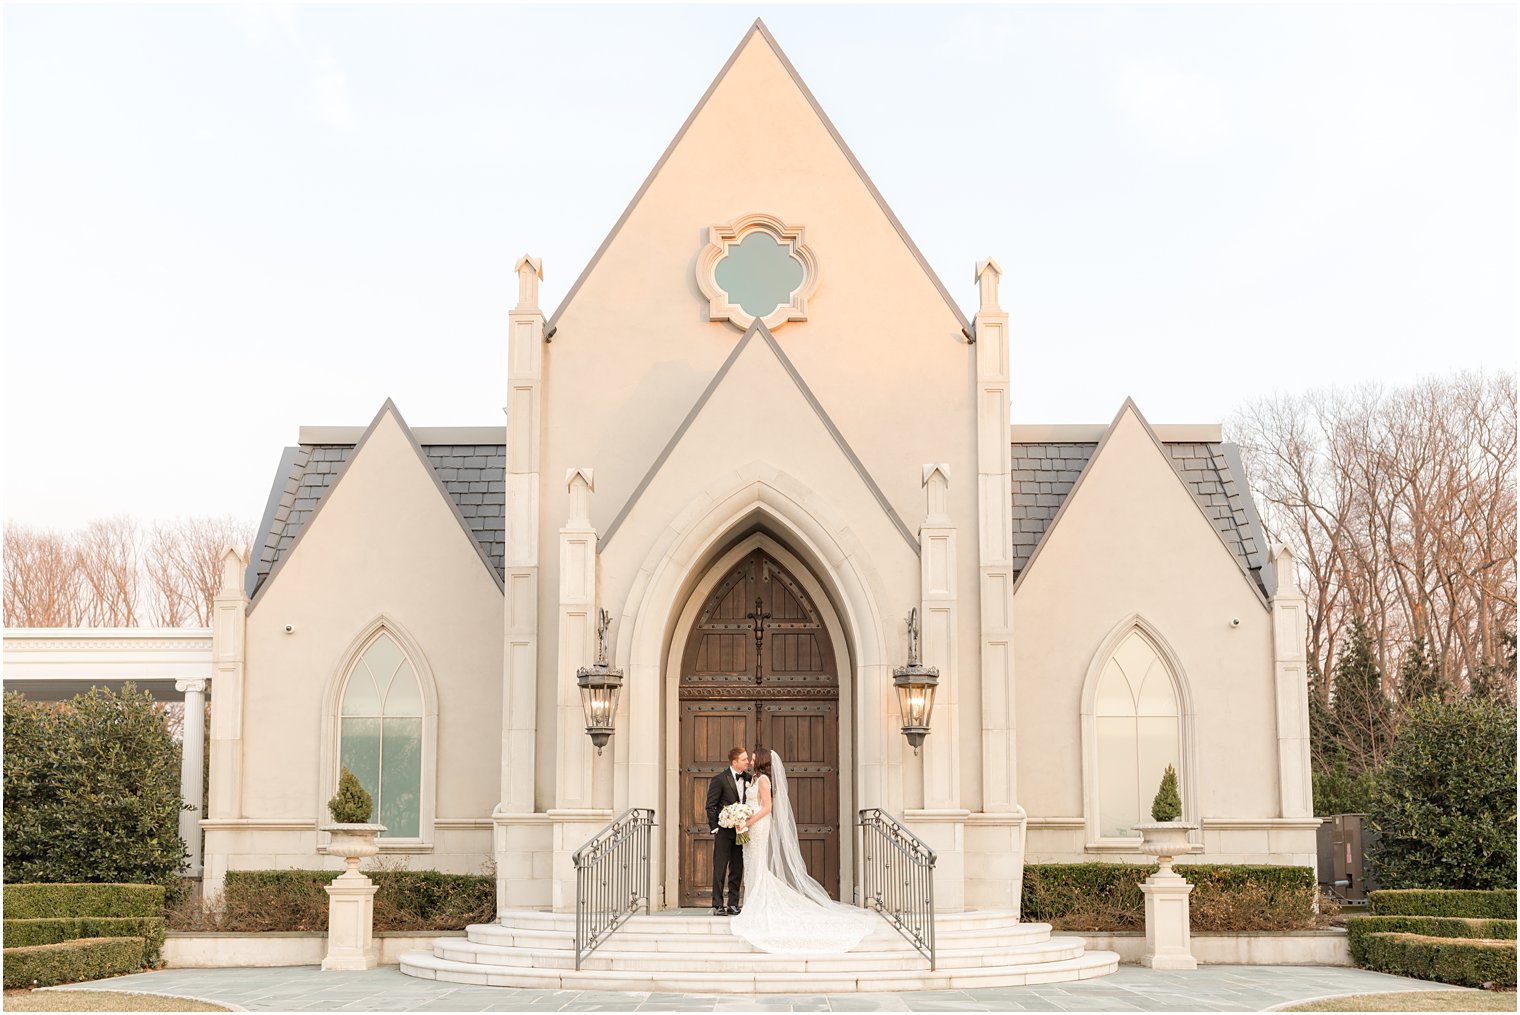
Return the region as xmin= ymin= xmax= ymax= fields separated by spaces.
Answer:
xmin=1316 ymin=813 xmax=1380 ymax=905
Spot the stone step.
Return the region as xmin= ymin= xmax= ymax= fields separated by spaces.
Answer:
xmin=398 ymin=947 xmax=1121 ymax=993
xmin=467 ymin=921 xmax=1052 ymax=954
xmin=495 ymin=908 xmax=1027 ymax=935
xmin=433 ymin=935 xmax=1089 ymax=973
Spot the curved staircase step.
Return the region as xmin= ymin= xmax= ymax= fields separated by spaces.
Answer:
xmin=433 ymin=935 xmax=1090 ymax=973
xmin=399 ymin=947 xmax=1121 ymax=993
xmin=466 ymin=921 xmax=1053 ymax=954
xmin=493 ymin=908 xmax=1029 ymax=935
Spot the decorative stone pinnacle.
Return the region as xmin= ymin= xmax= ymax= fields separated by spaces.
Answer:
xmin=976 ymin=258 xmax=1004 ymax=313
xmin=514 ymin=255 xmax=543 ymax=313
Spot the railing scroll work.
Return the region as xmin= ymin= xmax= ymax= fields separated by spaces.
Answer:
xmin=858 ymin=807 xmax=937 ymax=969
xmin=572 ymin=807 xmax=656 ymax=970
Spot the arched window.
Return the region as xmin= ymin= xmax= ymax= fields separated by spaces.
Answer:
xmin=339 ymin=631 xmax=424 ymax=838
xmin=1092 ymin=628 xmax=1183 ymax=839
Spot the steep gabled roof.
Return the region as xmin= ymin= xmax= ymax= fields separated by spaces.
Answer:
xmin=545 ymin=19 xmax=970 ymax=335
xmin=599 ymin=319 xmax=919 ymax=553
xmin=246 ymin=402 xmax=506 ymax=605
xmin=1010 ymin=400 xmax=1274 ymax=603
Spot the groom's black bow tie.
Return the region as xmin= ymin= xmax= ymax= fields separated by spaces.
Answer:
xmin=739 ymin=772 xmax=752 ymax=781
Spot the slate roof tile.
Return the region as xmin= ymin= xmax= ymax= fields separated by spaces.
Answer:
xmin=1011 ymin=438 xmax=1271 ymax=596
xmin=249 ymin=441 xmax=507 ymax=597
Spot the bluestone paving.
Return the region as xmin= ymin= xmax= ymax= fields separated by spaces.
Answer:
xmin=52 ymin=963 xmax=1476 ymax=1012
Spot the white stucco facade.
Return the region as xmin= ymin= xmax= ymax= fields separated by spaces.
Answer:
xmin=202 ymin=21 xmax=1316 ymax=915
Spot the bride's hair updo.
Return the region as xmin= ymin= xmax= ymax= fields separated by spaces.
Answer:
xmin=752 ymin=747 xmax=773 ymax=779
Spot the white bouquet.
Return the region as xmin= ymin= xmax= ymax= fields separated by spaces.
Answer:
xmin=718 ymin=801 xmax=756 ymax=845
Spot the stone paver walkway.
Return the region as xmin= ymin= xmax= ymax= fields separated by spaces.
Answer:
xmin=57 ymin=964 xmax=1472 ymax=1012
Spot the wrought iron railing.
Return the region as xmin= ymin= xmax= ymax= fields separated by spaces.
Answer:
xmin=858 ymin=807 xmax=936 ymax=969
xmin=572 ymin=807 xmax=655 ymax=970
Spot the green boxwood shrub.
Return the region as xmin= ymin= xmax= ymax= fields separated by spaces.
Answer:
xmin=1358 ymin=932 xmax=1517 ymax=989
xmin=2 ymin=688 xmax=187 ymax=894
xmin=1020 ymin=863 xmax=1317 ymax=931
xmin=1368 ymin=696 xmax=1517 ymax=890
xmin=1370 ymin=889 xmax=1518 ymax=919
xmin=180 ymin=870 xmax=495 ymax=932
xmin=3 ymin=916 xmax=166 ymax=965
xmin=1347 ymin=916 xmax=1517 ymax=965
xmin=1 ymin=936 xmax=145 ymax=989
xmin=2 ymin=883 xmax=164 ymax=920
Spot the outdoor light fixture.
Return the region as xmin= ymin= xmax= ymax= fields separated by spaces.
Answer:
xmin=893 ymin=608 xmax=939 ymax=755
xmin=576 ymin=609 xmax=623 ymax=755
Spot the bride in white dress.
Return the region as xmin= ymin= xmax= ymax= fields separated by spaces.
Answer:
xmin=729 ymin=748 xmax=879 ymax=954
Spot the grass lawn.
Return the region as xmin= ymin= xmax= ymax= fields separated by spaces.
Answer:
xmin=2 ymin=990 xmax=230 ymax=1012
xmin=1284 ymin=991 xmax=1517 ymax=1012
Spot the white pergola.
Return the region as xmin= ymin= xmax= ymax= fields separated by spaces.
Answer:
xmin=2 ymin=628 xmax=213 ymax=876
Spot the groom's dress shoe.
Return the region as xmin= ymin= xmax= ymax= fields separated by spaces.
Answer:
xmin=727 ymin=906 xmax=741 ymax=915
xmin=713 ymin=907 xmax=727 ymax=916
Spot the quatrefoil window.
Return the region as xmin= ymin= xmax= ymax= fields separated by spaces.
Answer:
xmin=697 ymin=213 xmax=819 ymax=331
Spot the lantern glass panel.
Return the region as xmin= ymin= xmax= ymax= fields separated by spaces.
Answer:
xmin=895 ymin=678 xmax=937 ymax=728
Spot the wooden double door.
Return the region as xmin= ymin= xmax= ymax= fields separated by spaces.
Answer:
xmin=677 ymin=550 xmax=842 ymax=908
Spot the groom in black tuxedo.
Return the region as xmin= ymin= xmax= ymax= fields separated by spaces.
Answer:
xmin=705 ymin=746 xmax=751 ymax=915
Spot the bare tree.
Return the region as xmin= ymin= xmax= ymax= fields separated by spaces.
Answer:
xmin=147 ymin=516 xmax=250 ymax=625
xmin=3 ymin=525 xmax=86 ymax=627
xmin=4 ymin=516 xmax=255 ymax=628
xmin=1232 ymin=371 xmax=1517 ymax=709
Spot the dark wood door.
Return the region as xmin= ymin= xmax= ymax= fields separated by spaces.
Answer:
xmin=678 ymin=550 xmax=840 ymax=908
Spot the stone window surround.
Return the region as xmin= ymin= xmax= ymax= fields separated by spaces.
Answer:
xmin=1079 ymin=614 xmax=1201 ymax=853
xmin=696 ymin=212 xmax=819 ymax=331
xmin=318 ymin=616 xmax=440 ymax=852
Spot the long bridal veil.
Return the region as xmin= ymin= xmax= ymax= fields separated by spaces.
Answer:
xmin=764 ymin=751 xmax=859 ymax=913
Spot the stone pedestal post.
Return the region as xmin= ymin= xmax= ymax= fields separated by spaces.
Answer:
xmin=175 ymin=678 xmax=208 ymax=877
xmin=322 ymin=871 xmax=380 ymax=970
xmin=1140 ymin=867 xmax=1197 ymax=970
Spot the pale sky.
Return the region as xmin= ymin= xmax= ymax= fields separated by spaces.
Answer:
xmin=3 ymin=4 xmax=1516 ymax=530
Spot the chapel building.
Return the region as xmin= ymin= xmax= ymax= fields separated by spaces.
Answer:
xmin=202 ymin=20 xmax=1317 ymax=916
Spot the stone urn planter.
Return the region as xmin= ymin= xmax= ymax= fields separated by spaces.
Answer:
xmin=320 ymin=822 xmax=386 ymax=971
xmin=322 ymin=823 xmax=387 ymax=872
xmin=1134 ymin=821 xmax=1196 ymax=871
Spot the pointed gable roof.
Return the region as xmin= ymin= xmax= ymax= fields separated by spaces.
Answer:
xmin=1011 ymin=398 xmax=1272 ymax=606
xmin=247 ymin=400 xmax=505 ymax=609
xmin=545 ymin=19 xmax=970 ymax=335
xmin=599 ymin=319 xmax=919 ymax=553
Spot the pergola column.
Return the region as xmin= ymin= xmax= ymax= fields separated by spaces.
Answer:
xmin=176 ymin=677 xmax=209 ymax=876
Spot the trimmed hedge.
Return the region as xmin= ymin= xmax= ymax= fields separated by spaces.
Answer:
xmin=1 ymin=936 xmax=146 ymax=989
xmin=3 ymin=916 xmax=166 ymax=964
xmin=1 ymin=883 xmax=164 ymax=920
xmin=1347 ymin=916 xmax=1517 ymax=965
xmin=1369 ymin=889 xmax=1518 ymax=919
xmin=1021 ymin=863 xmax=1317 ymax=931
xmin=1357 ymin=932 xmax=1517 ymax=989
xmin=187 ymin=869 xmax=495 ymax=932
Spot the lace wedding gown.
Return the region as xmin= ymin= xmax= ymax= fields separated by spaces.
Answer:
xmin=729 ymin=752 xmax=880 ymax=954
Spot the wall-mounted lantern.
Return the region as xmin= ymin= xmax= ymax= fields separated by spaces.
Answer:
xmin=893 ymin=607 xmax=939 ymax=755
xmin=576 ymin=608 xmax=623 ymax=755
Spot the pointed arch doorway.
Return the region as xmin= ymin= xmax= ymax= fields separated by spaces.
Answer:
xmin=676 ymin=548 xmax=842 ymax=908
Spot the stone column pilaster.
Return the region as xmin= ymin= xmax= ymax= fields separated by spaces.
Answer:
xmin=1270 ymin=543 xmax=1313 ymax=819
xmin=175 ymin=678 xmax=208 ymax=877
xmin=496 ymin=255 xmax=551 ymax=912
xmin=204 ymin=546 xmax=247 ymax=897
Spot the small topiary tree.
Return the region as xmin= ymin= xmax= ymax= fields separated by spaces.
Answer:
xmin=327 ymin=767 xmax=374 ymax=825
xmin=1368 ymin=696 xmax=1517 ymax=890
xmin=1150 ymin=764 xmax=1182 ymax=822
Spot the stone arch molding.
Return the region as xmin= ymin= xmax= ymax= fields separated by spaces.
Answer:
xmin=696 ymin=213 xmax=820 ymax=331
xmin=611 ymin=463 xmax=897 ymax=816
xmin=1079 ymin=613 xmax=1200 ymax=848
xmin=317 ymin=614 xmax=440 ymax=849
